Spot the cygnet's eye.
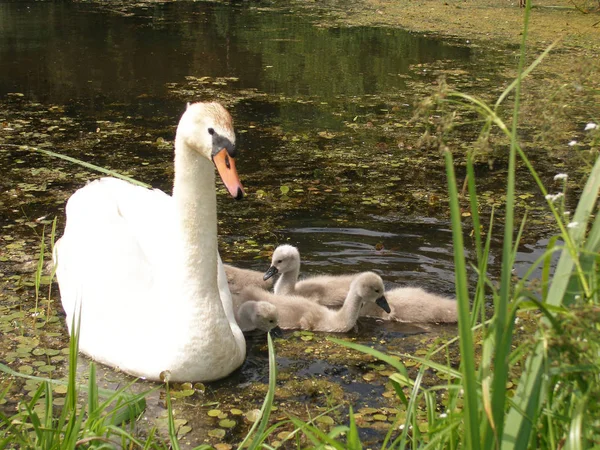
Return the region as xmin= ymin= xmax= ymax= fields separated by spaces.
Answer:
xmin=374 ymin=289 xmax=381 ymax=294
xmin=208 ymin=127 xmax=215 ymax=135
xmin=277 ymin=260 xmax=283 ymax=264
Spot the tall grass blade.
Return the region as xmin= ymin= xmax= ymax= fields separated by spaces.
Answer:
xmin=34 ymin=226 xmax=46 ymax=315
xmin=287 ymin=416 xmax=346 ymax=450
xmin=346 ymin=407 xmax=362 ymax=450
xmin=238 ymin=332 xmax=277 ymax=449
xmin=10 ymin=144 xmax=152 ymax=188
xmin=444 ymin=149 xmax=480 ymax=449
xmin=88 ymin=362 xmax=99 ymax=423
xmin=165 ymin=381 xmax=181 ymax=450
xmin=485 ymin=0 xmax=533 ymax=446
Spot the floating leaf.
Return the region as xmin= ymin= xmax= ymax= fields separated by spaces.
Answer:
xmin=316 ymin=415 xmax=334 ymax=425
xmin=245 ymin=409 xmax=261 ymax=423
xmin=214 ymin=444 xmax=232 ymax=450
xmin=53 ymin=385 xmax=68 ymax=394
xmin=174 ymin=418 xmax=188 ymax=428
xmin=362 ymin=372 xmax=376 ymax=381
xmin=178 ymin=425 xmax=192 ymax=436
xmin=280 ymin=185 xmax=290 ymax=195
xmin=18 ymin=365 xmax=33 ymax=375
xmin=219 ymin=419 xmax=236 ymax=428
xmin=208 ymin=428 xmax=226 ymax=438
xmin=207 ymin=409 xmax=222 ymax=417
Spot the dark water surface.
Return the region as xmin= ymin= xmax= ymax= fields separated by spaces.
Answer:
xmin=0 ymin=2 xmax=469 ymax=103
xmin=0 ymin=1 xmax=552 ymax=447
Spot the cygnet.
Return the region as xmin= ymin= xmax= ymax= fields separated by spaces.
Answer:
xmin=243 ymin=272 xmax=390 ymax=332
xmin=235 ymin=301 xmax=280 ymax=332
xmin=264 ymin=244 xmax=355 ymax=306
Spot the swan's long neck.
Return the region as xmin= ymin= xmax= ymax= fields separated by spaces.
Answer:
xmin=274 ymin=264 xmax=300 ymax=295
xmin=169 ymin=134 xmax=245 ymax=378
xmin=335 ymin=287 xmax=364 ymax=331
xmin=173 ymin=135 xmax=219 ymax=297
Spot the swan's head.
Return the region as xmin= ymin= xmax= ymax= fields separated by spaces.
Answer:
xmin=178 ymin=102 xmax=245 ymax=200
xmin=352 ymin=272 xmax=390 ymax=313
xmin=264 ymin=244 xmax=300 ymax=280
xmin=249 ymin=301 xmax=280 ymax=332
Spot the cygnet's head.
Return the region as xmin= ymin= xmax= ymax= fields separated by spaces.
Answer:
xmin=177 ymin=102 xmax=244 ymax=199
xmin=263 ymin=244 xmax=300 ymax=281
xmin=351 ymin=272 xmax=390 ymax=313
xmin=248 ymin=301 xmax=280 ymax=332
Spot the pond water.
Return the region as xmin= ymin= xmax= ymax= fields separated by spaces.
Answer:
xmin=0 ymin=1 xmax=556 ymax=447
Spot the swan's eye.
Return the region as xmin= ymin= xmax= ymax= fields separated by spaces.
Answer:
xmin=277 ymin=260 xmax=283 ymax=264
xmin=208 ymin=127 xmax=215 ymax=135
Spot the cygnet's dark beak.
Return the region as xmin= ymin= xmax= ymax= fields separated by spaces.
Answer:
xmin=263 ymin=266 xmax=278 ymax=281
xmin=269 ymin=326 xmax=284 ymax=338
xmin=376 ymin=296 xmax=391 ymax=313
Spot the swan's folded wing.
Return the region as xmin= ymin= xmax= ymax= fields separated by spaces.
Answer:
xmin=55 ymin=178 xmax=174 ymax=358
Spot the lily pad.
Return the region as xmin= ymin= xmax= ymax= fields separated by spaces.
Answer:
xmin=245 ymin=409 xmax=261 ymax=423
xmin=316 ymin=415 xmax=334 ymax=425
xmin=208 ymin=428 xmax=226 ymax=439
xmin=219 ymin=419 xmax=236 ymax=428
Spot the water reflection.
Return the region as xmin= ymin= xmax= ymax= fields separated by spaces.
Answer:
xmin=0 ymin=2 xmax=471 ymax=105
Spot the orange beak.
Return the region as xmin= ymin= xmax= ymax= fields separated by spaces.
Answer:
xmin=212 ymin=148 xmax=245 ymax=200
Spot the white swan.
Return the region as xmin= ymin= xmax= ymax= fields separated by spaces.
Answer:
xmin=235 ymin=301 xmax=279 ymax=332
xmin=241 ymin=272 xmax=390 ymax=332
xmin=54 ymin=102 xmax=247 ymax=382
xmin=265 ymin=244 xmax=457 ymax=323
xmin=264 ymin=244 xmax=355 ymax=306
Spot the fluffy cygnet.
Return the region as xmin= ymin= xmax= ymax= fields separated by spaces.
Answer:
xmin=225 ymin=263 xmax=274 ymax=310
xmin=361 ymin=287 xmax=458 ymax=323
xmin=265 ymin=244 xmax=457 ymax=324
xmin=264 ymin=244 xmax=355 ymax=306
xmin=235 ymin=301 xmax=280 ymax=332
xmin=242 ymin=272 xmax=390 ymax=332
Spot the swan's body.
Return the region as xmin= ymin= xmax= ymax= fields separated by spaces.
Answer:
xmin=54 ymin=102 xmax=248 ymax=382
xmin=265 ymin=244 xmax=356 ymax=306
xmin=266 ymin=244 xmax=457 ymax=323
xmin=241 ymin=272 xmax=390 ymax=332
xmin=235 ymin=301 xmax=279 ymax=332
